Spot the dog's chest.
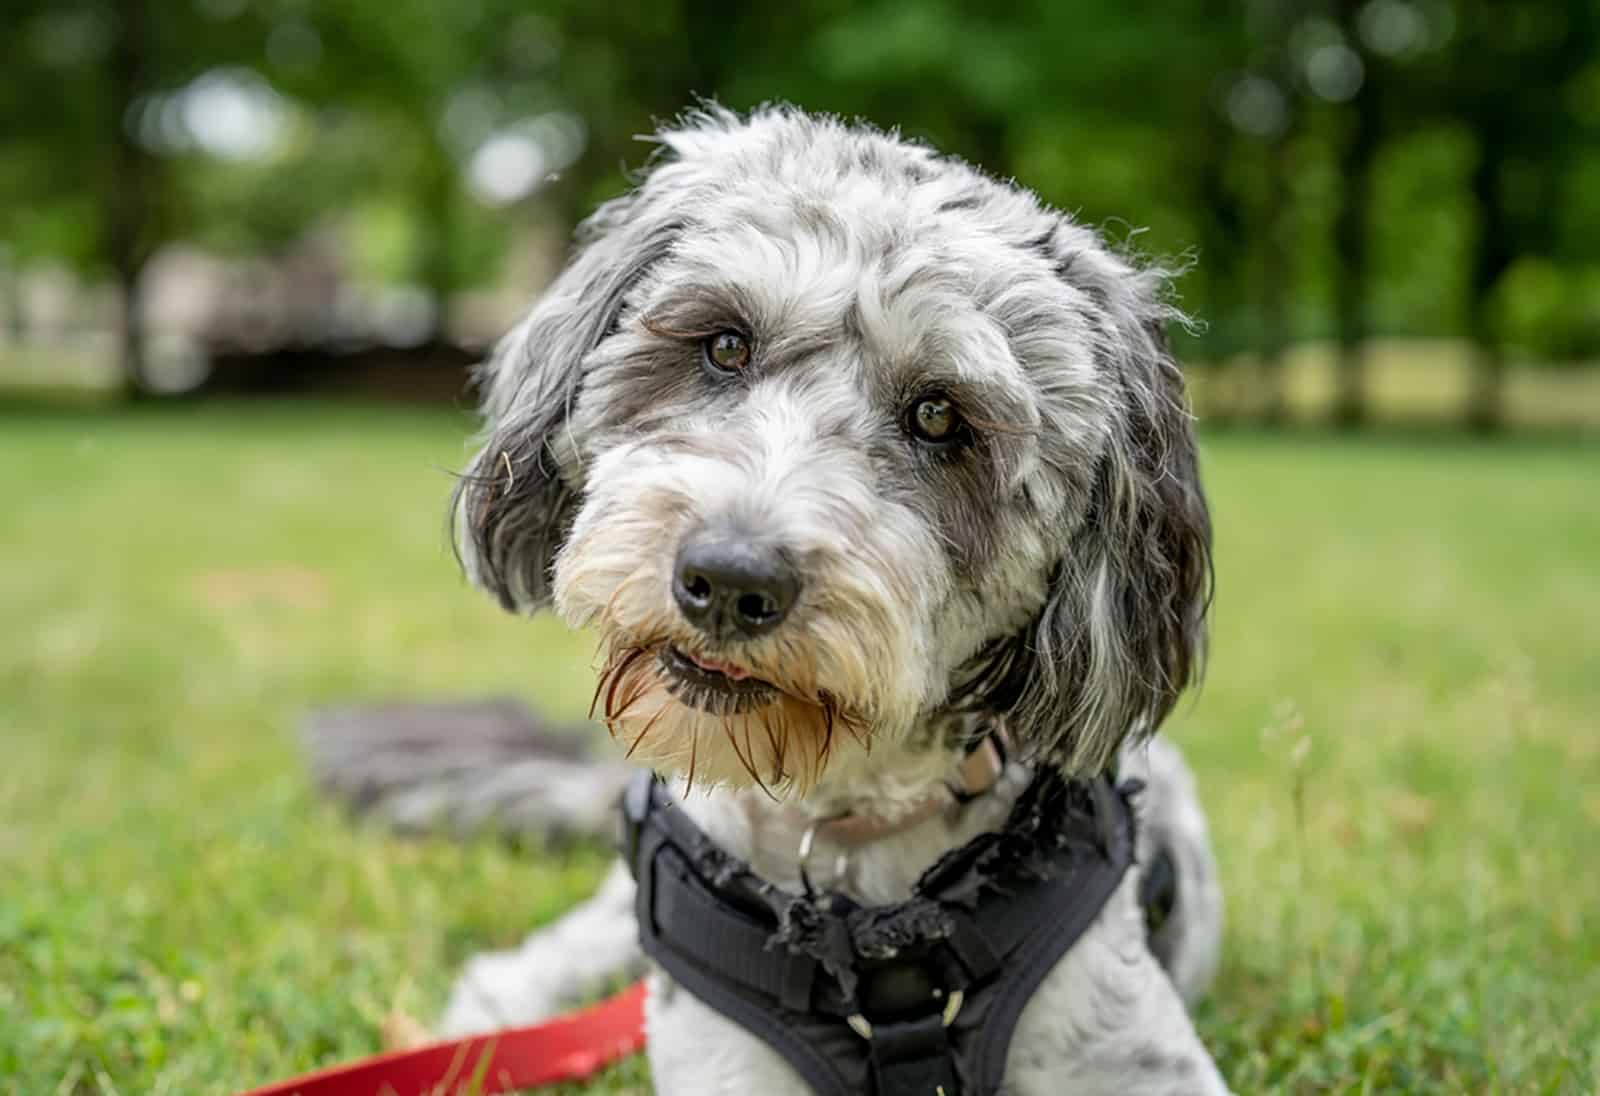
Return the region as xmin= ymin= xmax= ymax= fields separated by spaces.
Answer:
xmin=677 ymin=763 xmax=1026 ymax=905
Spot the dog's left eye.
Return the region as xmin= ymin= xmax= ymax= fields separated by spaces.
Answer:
xmin=907 ymin=394 xmax=965 ymax=444
xmin=703 ymin=331 xmax=751 ymax=374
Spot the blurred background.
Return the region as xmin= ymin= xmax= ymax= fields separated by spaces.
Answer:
xmin=2 ymin=0 xmax=1599 ymax=429
xmin=5 ymin=3 xmax=1599 ymax=1093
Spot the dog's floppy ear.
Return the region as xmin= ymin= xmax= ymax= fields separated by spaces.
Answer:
xmin=453 ymin=191 xmax=681 ymax=611
xmin=994 ymin=235 xmax=1213 ymax=774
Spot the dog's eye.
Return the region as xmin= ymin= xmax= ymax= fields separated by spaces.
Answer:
xmin=703 ymin=331 xmax=751 ymax=374
xmin=907 ymin=394 xmax=963 ymax=444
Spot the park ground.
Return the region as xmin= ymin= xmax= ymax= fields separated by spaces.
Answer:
xmin=2 ymin=399 xmax=1597 ymax=1094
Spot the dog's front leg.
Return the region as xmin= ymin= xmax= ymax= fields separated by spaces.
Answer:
xmin=438 ymin=859 xmax=643 ymax=1035
xmin=645 ymin=972 xmax=818 ymax=1096
xmin=1008 ymin=874 xmax=1232 ymax=1095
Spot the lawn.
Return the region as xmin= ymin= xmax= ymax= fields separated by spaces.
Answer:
xmin=2 ymin=401 xmax=1596 ymax=1095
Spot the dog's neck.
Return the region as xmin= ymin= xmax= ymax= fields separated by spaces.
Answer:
xmin=673 ymin=718 xmax=1028 ymax=907
xmin=806 ymin=710 xmax=995 ymax=808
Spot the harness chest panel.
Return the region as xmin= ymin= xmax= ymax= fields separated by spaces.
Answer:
xmin=622 ymin=767 xmax=1138 ymax=1096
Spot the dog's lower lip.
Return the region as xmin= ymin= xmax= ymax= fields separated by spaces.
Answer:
xmin=661 ymin=646 xmax=774 ymax=697
xmin=681 ymin=649 xmax=752 ymax=680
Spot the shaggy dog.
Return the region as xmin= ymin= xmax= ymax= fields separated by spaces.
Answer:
xmin=438 ymin=106 xmax=1228 ymax=1094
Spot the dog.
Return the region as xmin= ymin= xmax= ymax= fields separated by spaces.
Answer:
xmin=438 ymin=105 xmax=1228 ymax=1095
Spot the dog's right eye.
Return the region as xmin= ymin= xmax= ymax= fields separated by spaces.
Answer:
xmin=703 ymin=331 xmax=752 ymax=375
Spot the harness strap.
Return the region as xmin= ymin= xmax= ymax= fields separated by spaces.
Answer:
xmin=967 ymin=778 xmax=1133 ymax=1092
xmin=636 ymin=825 xmax=850 ymax=1095
xmin=870 ymin=1014 xmax=960 ymax=1096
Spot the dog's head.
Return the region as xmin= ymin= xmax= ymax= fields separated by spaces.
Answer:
xmin=454 ymin=107 xmax=1210 ymax=792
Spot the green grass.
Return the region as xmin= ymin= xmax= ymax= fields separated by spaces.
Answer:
xmin=3 ymin=402 xmax=1596 ymax=1094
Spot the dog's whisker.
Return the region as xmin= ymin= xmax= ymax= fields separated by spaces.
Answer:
xmin=589 ymin=644 xmax=638 ymax=724
xmin=810 ymin=700 xmax=835 ymax=785
xmin=741 ymin=720 xmax=779 ymax=801
xmin=602 ymin=645 xmax=650 ymax=720
xmin=761 ymin=714 xmax=785 ymax=786
xmin=845 ymin=711 xmax=871 ymax=754
xmin=612 ymin=671 xmax=653 ymax=723
xmin=596 ymin=659 xmax=626 ymax=723
xmin=623 ymin=704 xmax=668 ymax=760
xmin=720 ymin=711 xmax=766 ymax=794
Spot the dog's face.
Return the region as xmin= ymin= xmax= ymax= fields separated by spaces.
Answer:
xmin=456 ymin=108 xmax=1210 ymax=793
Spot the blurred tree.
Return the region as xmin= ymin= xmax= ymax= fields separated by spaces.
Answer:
xmin=2 ymin=0 xmax=1597 ymax=426
xmin=0 ymin=0 xmax=268 ymax=393
xmin=106 ymin=0 xmax=160 ymax=395
xmin=263 ymin=0 xmax=552 ymax=342
xmin=1329 ymin=0 xmax=1382 ymax=428
xmin=1425 ymin=0 xmax=1598 ymax=430
xmin=0 ymin=245 xmax=23 ymax=342
xmin=1238 ymin=0 xmax=1309 ymax=425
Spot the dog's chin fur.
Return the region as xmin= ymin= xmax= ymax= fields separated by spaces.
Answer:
xmin=591 ymin=636 xmax=869 ymax=796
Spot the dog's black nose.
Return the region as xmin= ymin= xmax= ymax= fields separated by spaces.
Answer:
xmin=673 ymin=537 xmax=800 ymax=639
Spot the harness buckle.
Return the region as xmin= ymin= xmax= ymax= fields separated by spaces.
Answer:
xmin=845 ymin=987 xmax=964 ymax=1040
xmin=797 ymin=813 xmax=850 ymax=896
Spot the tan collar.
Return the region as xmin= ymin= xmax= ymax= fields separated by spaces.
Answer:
xmin=801 ymin=729 xmax=1010 ymax=854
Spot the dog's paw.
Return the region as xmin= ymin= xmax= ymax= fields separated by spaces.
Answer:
xmin=381 ymin=1008 xmax=433 ymax=1050
xmin=437 ymin=949 xmax=564 ymax=1036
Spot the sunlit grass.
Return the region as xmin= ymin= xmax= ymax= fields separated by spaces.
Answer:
xmin=2 ymin=402 xmax=1596 ymax=1094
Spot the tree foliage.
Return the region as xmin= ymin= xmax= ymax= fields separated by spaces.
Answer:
xmin=1 ymin=0 xmax=1596 ymax=422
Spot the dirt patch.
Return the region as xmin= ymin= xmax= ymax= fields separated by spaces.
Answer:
xmin=190 ymin=565 xmax=330 ymax=611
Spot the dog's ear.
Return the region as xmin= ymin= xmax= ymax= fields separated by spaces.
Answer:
xmin=997 ymin=235 xmax=1213 ymax=774
xmin=453 ymin=191 xmax=681 ymax=611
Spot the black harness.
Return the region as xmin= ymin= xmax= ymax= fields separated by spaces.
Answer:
xmin=621 ymin=763 xmax=1139 ymax=1096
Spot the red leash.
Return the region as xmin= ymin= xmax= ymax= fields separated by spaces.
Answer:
xmin=237 ymin=981 xmax=647 ymax=1096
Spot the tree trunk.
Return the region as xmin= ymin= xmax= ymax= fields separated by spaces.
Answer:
xmin=1465 ymin=127 xmax=1513 ymax=434
xmin=1465 ymin=336 xmax=1506 ymax=434
xmin=115 ymin=263 xmax=149 ymax=395
xmin=416 ymin=143 xmax=456 ymax=346
xmin=1258 ymin=129 xmax=1293 ymax=426
xmin=1251 ymin=0 xmax=1302 ymax=426
xmin=108 ymin=0 xmax=154 ymax=398
xmin=1193 ymin=114 xmax=1247 ymax=423
xmin=1330 ymin=61 xmax=1379 ymax=429
xmin=0 ymin=247 xmax=24 ymax=344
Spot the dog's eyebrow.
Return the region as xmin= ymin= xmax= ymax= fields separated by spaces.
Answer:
xmin=636 ymin=287 xmax=760 ymax=340
xmin=639 ymin=314 xmax=728 ymax=341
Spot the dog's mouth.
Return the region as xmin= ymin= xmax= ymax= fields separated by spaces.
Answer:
xmin=659 ymin=646 xmax=777 ymax=714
